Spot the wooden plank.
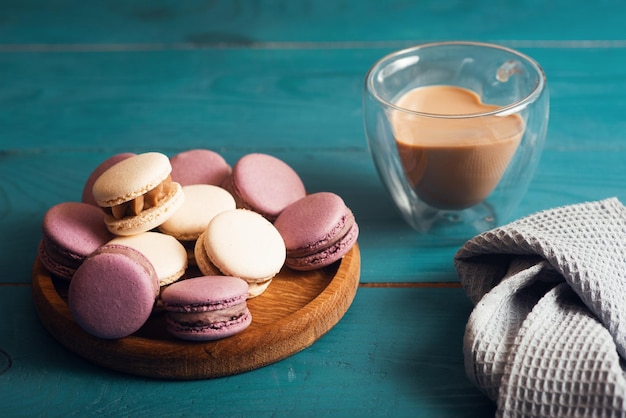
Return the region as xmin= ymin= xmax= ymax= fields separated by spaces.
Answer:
xmin=3 ymin=46 xmax=626 ymax=154
xmin=0 ymin=49 xmax=374 ymax=152
xmin=0 ymin=286 xmax=495 ymax=417
xmin=522 ymin=47 xmax=626 ymax=151
xmin=0 ymin=0 xmax=625 ymax=45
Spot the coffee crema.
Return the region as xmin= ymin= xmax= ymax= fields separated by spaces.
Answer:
xmin=391 ymin=85 xmax=525 ymax=210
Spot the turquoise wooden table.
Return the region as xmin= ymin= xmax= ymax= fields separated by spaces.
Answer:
xmin=2 ymin=1 xmax=626 ymax=416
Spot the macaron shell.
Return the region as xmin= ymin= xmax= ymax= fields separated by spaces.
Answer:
xmin=226 ymin=153 xmax=306 ymax=221
xmin=93 ymin=152 xmax=172 ymax=207
xmin=193 ymin=231 xmax=272 ymax=298
xmin=68 ymin=245 xmax=159 ymax=339
xmin=165 ymin=309 xmax=252 ymax=341
xmin=103 ymin=181 xmax=184 ymax=236
xmin=161 ymin=276 xmax=249 ymax=311
xmin=244 ymin=279 xmax=273 ymax=298
xmin=273 ymin=192 xmax=359 ymax=271
xmin=285 ymin=221 xmax=359 ymax=271
xmin=204 ymin=209 xmax=286 ymax=283
xmin=109 ymin=231 xmax=188 ymax=286
xmin=170 ymin=149 xmax=231 ymax=186
xmin=194 ymin=230 xmax=225 ymax=277
xmin=82 ymin=153 xmax=135 ymax=206
xmin=159 ymin=184 xmax=236 ymax=241
xmin=39 ymin=201 xmax=114 ymax=279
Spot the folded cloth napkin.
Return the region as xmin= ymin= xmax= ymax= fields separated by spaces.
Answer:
xmin=454 ymin=197 xmax=626 ymax=417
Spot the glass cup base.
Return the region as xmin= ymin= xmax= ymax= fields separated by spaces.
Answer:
xmin=401 ymin=201 xmax=498 ymax=244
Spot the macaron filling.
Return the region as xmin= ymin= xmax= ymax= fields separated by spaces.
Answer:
xmin=167 ymin=304 xmax=249 ymax=326
xmin=102 ymin=175 xmax=175 ymax=219
xmin=165 ymin=308 xmax=251 ymax=339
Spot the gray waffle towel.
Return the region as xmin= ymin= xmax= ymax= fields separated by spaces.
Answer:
xmin=454 ymin=197 xmax=626 ymax=417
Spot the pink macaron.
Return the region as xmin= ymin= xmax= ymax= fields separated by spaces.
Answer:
xmin=273 ymin=192 xmax=359 ymax=271
xmin=170 ymin=149 xmax=232 ymax=187
xmin=222 ymin=153 xmax=306 ymax=222
xmin=68 ymin=244 xmax=160 ymax=339
xmin=82 ymin=152 xmax=135 ymax=206
xmin=160 ymin=276 xmax=252 ymax=341
xmin=39 ymin=201 xmax=114 ymax=280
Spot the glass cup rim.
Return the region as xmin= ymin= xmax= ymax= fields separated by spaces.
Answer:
xmin=365 ymin=40 xmax=547 ymax=119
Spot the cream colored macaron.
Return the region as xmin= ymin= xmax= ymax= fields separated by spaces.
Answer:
xmin=160 ymin=184 xmax=236 ymax=265
xmin=159 ymin=185 xmax=236 ymax=242
xmin=92 ymin=152 xmax=184 ymax=236
xmin=109 ymin=231 xmax=188 ymax=287
xmin=194 ymin=209 xmax=286 ymax=298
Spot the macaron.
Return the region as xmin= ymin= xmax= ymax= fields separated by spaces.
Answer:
xmin=194 ymin=209 xmax=286 ymax=298
xmin=170 ymin=149 xmax=231 ymax=186
xmin=159 ymin=185 xmax=236 ymax=264
xmin=222 ymin=153 xmax=306 ymax=222
xmin=273 ymin=192 xmax=359 ymax=271
xmin=81 ymin=152 xmax=135 ymax=206
xmin=39 ymin=202 xmax=114 ymax=280
xmin=161 ymin=276 xmax=252 ymax=341
xmin=108 ymin=231 xmax=188 ymax=287
xmin=92 ymin=152 xmax=184 ymax=236
xmin=68 ymin=245 xmax=160 ymax=339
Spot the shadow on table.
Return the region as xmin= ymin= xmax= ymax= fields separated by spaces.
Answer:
xmin=379 ymin=287 xmax=496 ymax=416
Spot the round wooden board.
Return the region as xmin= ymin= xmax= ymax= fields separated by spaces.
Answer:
xmin=31 ymin=244 xmax=360 ymax=380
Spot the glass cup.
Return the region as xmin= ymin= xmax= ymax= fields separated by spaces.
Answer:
xmin=363 ymin=41 xmax=549 ymax=241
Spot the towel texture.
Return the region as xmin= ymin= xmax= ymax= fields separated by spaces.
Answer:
xmin=455 ymin=197 xmax=626 ymax=417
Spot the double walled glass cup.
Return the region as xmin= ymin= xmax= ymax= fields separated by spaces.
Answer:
xmin=363 ymin=41 xmax=549 ymax=240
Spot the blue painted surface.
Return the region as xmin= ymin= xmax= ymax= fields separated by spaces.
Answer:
xmin=2 ymin=0 xmax=626 ymax=416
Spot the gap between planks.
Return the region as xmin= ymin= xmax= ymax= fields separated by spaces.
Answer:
xmin=359 ymin=282 xmax=461 ymax=288
xmin=1 ymin=39 xmax=626 ymax=53
xmin=2 ymin=282 xmax=461 ymax=288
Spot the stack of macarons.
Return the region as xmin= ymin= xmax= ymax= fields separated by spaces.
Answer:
xmin=38 ymin=148 xmax=359 ymax=342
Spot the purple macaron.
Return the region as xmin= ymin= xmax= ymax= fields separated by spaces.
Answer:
xmin=82 ymin=152 xmax=135 ymax=206
xmin=39 ymin=201 xmax=114 ymax=280
xmin=222 ymin=153 xmax=306 ymax=222
xmin=68 ymin=245 xmax=160 ymax=339
xmin=273 ymin=192 xmax=359 ymax=271
xmin=170 ymin=149 xmax=231 ymax=187
xmin=161 ymin=276 xmax=252 ymax=341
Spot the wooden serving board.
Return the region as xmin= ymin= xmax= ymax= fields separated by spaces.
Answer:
xmin=31 ymin=244 xmax=360 ymax=380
